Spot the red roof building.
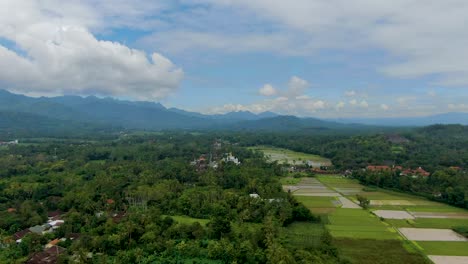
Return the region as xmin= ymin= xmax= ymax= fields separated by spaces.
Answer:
xmin=13 ymin=229 xmax=32 ymax=241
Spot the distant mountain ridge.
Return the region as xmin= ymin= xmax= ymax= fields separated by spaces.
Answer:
xmin=0 ymin=89 xmax=467 ymax=134
xmin=0 ymin=89 xmax=284 ymax=131
xmin=331 ymin=112 xmax=468 ymax=126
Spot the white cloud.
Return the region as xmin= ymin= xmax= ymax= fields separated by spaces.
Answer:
xmin=336 ymin=101 xmax=345 ymax=110
xmin=176 ymin=0 xmax=468 ymax=86
xmin=448 ymin=103 xmax=468 ymax=111
xmin=427 ymin=90 xmax=437 ymax=97
xmin=345 ymin=90 xmax=357 ymax=97
xmin=380 ymin=104 xmax=389 ymax=110
xmin=286 ymin=76 xmax=309 ymax=97
xmin=349 ymin=99 xmax=358 ymax=106
xmin=259 ymin=84 xmax=277 ymax=96
xmin=0 ymin=0 xmax=183 ymax=100
xmin=208 ymin=76 xmax=327 ymax=115
xmin=396 ymin=96 xmax=416 ymax=105
xmin=359 ymin=100 xmax=369 ymax=108
xmin=140 ymin=31 xmax=305 ymax=55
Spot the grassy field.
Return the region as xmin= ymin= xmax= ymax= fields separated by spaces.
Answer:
xmin=169 ymin=215 xmax=210 ymax=226
xmin=281 ymin=222 xmax=325 ymax=249
xmin=313 ymin=175 xmax=468 ymax=261
xmin=326 ymin=208 xmax=400 ymax=240
xmin=417 ymin=241 xmax=468 ymax=256
xmin=383 ymin=216 xmax=468 ymax=230
xmin=279 ymin=177 xmax=301 ymax=185
xmin=334 ymin=239 xmax=430 ymax=264
xmin=295 ymin=196 xmax=338 ymax=208
xmin=250 ymin=146 xmax=331 ymax=166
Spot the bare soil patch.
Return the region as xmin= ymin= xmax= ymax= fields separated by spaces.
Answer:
xmin=338 ymin=197 xmax=361 ymax=209
xmin=370 ymin=200 xmax=415 ymax=206
xmin=411 ymin=212 xmax=468 ymax=219
xmin=399 ymin=228 xmax=468 ymax=241
xmin=428 ymin=255 xmax=468 ymax=264
xmin=373 ymin=210 xmax=415 ymax=219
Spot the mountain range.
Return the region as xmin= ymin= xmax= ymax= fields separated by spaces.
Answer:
xmin=0 ymin=89 xmax=467 ymax=136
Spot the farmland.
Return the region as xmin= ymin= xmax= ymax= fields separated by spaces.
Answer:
xmin=282 ymin=171 xmax=468 ymax=264
xmin=250 ymin=146 xmax=332 ymax=166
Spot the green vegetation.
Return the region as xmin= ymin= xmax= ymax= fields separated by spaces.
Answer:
xmin=454 ymin=226 xmax=468 ymax=238
xmin=334 ymin=239 xmax=430 ymax=264
xmin=326 ymin=209 xmax=400 ymax=240
xmin=417 ymin=241 xmax=468 ymax=256
xmin=295 ymin=196 xmax=337 ymax=209
xmin=168 ymin=215 xmax=210 ymax=226
xmin=0 ymin=133 xmax=352 ymax=263
xmin=281 ymin=222 xmax=325 ymax=249
xmin=280 ymin=177 xmax=301 ymax=185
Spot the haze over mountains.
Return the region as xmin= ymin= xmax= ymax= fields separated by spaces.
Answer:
xmin=0 ymin=89 xmax=467 ymax=134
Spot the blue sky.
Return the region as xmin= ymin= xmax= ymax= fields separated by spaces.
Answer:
xmin=1 ymin=1 xmax=468 ymax=117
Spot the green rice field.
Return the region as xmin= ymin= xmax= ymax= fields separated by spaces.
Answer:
xmin=326 ymin=208 xmax=400 ymax=240
xmin=281 ymin=222 xmax=325 ymax=249
xmin=295 ymin=196 xmax=338 ymax=208
xmin=417 ymin=241 xmax=468 ymax=256
xmin=250 ymin=146 xmax=331 ymax=166
xmin=334 ymin=239 xmax=430 ymax=264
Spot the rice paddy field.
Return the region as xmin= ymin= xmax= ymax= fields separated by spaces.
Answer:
xmin=283 ymin=173 xmax=468 ymax=264
xmin=281 ymin=222 xmax=325 ymax=249
xmin=250 ymin=146 xmax=332 ymax=166
xmin=270 ymin=146 xmax=468 ymax=263
xmin=326 ymin=208 xmax=400 ymax=240
xmin=417 ymin=241 xmax=468 ymax=256
xmin=334 ymin=239 xmax=431 ymax=264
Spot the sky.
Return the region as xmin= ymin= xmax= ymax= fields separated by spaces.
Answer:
xmin=1 ymin=0 xmax=468 ymax=118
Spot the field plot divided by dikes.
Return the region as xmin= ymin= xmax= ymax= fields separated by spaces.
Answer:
xmin=399 ymin=228 xmax=468 ymax=242
xmin=428 ymin=255 xmax=468 ymax=264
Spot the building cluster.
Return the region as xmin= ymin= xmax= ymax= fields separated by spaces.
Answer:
xmin=190 ymin=152 xmax=241 ymax=171
xmin=190 ymin=140 xmax=240 ymax=171
xmin=366 ymin=165 xmax=430 ymax=178
xmin=0 ymin=139 xmax=18 ymax=146
xmin=9 ymin=211 xmax=70 ymax=264
xmin=13 ymin=211 xmax=65 ymax=243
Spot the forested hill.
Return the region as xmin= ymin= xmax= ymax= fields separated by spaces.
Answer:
xmin=0 ymin=89 xmax=467 ymax=135
xmin=0 ymin=89 xmax=372 ymax=135
xmin=0 ymin=112 xmax=116 ymax=138
xmin=236 ymin=124 xmax=468 ymax=171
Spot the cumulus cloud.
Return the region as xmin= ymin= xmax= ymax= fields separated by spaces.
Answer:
xmin=0 ymin=0 xmax=183 ymax=100
xmin=345 ymin=90 xmax=357 ymax=97
xmin=208 ymin=76 xmax=326 ymax=115
xmin=359 ymin=100 xmax=369 ymax=108
xmin=259 ymin=84 xmax=277 ymax=96
xmin=380 ymin=104 xmax=389 ymax=110
xmin=448 ymin=103 xmax=468 ymax=111
xmin=169 ymin=0 xmax=468 ymax=87
xmin=286 ymin=76 xmax=309 ymax=97
xmin=336 ymin=101 xmax=345 ymax=110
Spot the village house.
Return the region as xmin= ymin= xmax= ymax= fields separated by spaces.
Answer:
xmin=223 ymin=153 xmax=241 ymax=165
xmin=249 ymin=193 xmax=260 ymax=199
xmin=0 ymin=139 xmax=19 ymax=146
xmin=400 ymin=167 xmax=430 ymax=178
xmin=366 ymin=165 xmax=430 ymax=178
xmin=190 ymin=155 xmax=209 ymax=170
xmin=13 ymin=229 xmax=32 ymax=243
xmin=27 ymin=245 xmax=66 ymax=264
